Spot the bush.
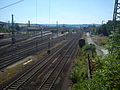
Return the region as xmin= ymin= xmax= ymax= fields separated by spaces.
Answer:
xmin=71 ymin=39 xmax=120 ymax=90
xmin=70 ymin=56 xmax=87 ymax=83
xmin=71 ymin=54 xmax=120 ymax=90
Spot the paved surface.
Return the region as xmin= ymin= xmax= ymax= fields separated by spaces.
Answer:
xmin=86 ymin=33 xmax=108 ymax=56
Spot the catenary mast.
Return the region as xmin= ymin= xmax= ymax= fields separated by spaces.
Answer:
xmin=113 ymin=0 xmax=120 ymax=30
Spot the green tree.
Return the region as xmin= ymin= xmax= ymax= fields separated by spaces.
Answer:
xmin=82 ymin=44 xmax=96 ymax=58
xmin=71 ymin=20 xmax=120 ymax=90
xmin=15 ymin=23 xmax=20 ymax=31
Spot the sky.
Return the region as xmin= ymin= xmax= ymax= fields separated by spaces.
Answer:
xmin=0 ymin=0 xmax=114 ymax=24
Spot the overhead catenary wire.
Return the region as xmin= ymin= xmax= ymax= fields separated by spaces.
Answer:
xmin=0 ymin=0 xmax=24 ymax=10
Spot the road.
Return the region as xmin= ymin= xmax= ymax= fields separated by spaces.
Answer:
xmin=86 ymin=33 xmax=108 ymax=56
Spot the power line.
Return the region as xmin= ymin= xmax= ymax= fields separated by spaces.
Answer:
xmin=0 ymin=0 xmax=24 ymax=10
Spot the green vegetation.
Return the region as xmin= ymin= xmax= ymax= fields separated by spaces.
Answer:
xmin=71 ymin=54 xmax=120 ymax=90
xmin=82 ymin=44 xmax=96 ymax=58
xmin=70 ymin=44 xmax=96 ymax=90
xmin=70 ymin=53 xmax=87 ymax=84
xmin=93 ymin=36 xmax=109 ymax=46
xmin=0 ymin=28 xmax=12 ymax=33
xmin=0 ymin=23 xmax=20 ymax=33
xmin=97 ymin=37 xmax=108 ymax=46
xmin=70 ymin=21 xmax=120 ymax=90
xmin=88 ymin=20 xmax=120 ymax=36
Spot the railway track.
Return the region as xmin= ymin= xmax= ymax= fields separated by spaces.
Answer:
xmin=0 ymin=34 xmax=50 ymax=57
xmin=0 ymin=32 xmax=51 ymax=56
xmin=37 ymin=35 xmax=78 ymax=90
xmin=0 ymin=32 xmax=36 ymax=47
xmin=0 ymin=31 xmax=49 ymax=47
xmin=3 ymin=36 xmax=74 ymax=90
xmin=0 ymin=35 xmax=50 ymax=69
xmin=3 ymin=32 xmax=80 ymax=90
xmin=0 ymin=34 xmax=66 ymax=70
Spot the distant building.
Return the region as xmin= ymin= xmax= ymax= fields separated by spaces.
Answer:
xmin=0 ymin=21 xmax=9 ymax=29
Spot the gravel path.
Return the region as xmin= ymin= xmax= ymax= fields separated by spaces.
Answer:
xmin=86 ymin=33 xmax=108 ymax=56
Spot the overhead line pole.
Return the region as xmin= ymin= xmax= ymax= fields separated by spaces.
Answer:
xmin=113 ymin=0 xmax=120 ymax=31
xmin=11 ymin=14 xmax=15 ymax=44
xmin=56 ymin=21 xmax=58 ymax=37
xmin=35 ymin=0 xmax=38 ymax=51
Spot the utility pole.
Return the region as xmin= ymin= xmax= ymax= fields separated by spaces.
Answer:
xmin=27 ymin=20 xmax=30 ymax=37
xmin=11 ymin=14 xmax=15 ymax=44
xmin=79 ymin=25 xmax=81 ymax=30
xmin=28 ymin=20 xmax=30 ymax=27
xmin=56 ymin=21 xmax=58 ymax=37
xmin=41 ymin=26 xmax=43 ymax=38
xmin=102 ymin=20 xmax=105 ymax=25
xmin=8 ymin=21 xmax=10 ymax=37
xmin=8 ymin=21 xmax=10 ymax=29
xmin=113 ymin=0 xmax=120 ymax=31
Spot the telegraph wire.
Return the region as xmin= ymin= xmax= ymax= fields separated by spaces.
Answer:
xmin=0 ymin=0 xmax=24 ymax=10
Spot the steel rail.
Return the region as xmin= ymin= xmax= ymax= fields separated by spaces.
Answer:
xmin=3 ymin=38 xmax=72 ymax=90
xmin=37 ymin=38 xmax=78 ymax=90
